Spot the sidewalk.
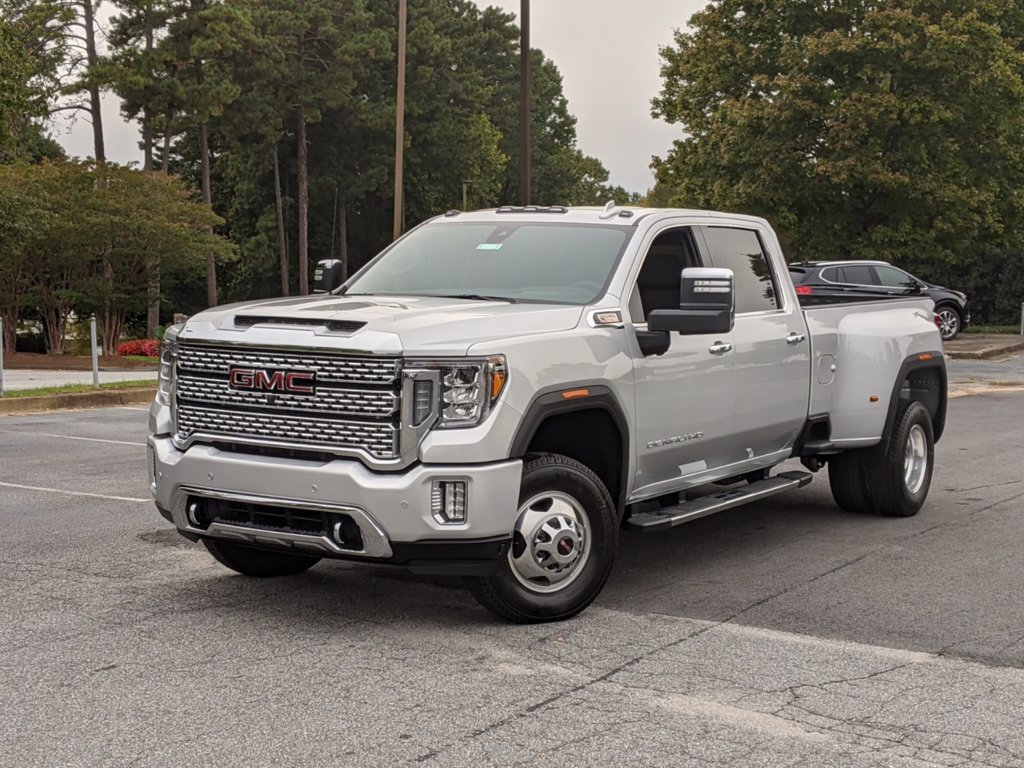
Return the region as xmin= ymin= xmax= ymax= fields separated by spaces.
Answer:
xmin=1 ymin=369 xmax=157 ymax=392
xmin=943 ymin=333 xmax=1024 ymax=360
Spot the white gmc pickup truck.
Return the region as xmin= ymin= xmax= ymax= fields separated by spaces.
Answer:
xmin=149 ymin=204 xmax=947 ymax=622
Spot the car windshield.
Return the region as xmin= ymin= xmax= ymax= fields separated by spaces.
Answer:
xmin=344 ymin=221 xmax=632 ymax=304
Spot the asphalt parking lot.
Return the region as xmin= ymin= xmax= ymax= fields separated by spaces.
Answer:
xmin=3 ymin=390 xmax=1024 ymax=767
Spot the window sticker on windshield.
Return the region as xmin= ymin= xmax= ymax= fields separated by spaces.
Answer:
xmin=476 ymin=243 xmax=503 ymax=250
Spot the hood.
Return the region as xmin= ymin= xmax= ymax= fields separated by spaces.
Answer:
xmin=177 ymin=294 xmax=585 ymax=356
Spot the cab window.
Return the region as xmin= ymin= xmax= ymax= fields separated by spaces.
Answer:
xmin=628 ymin=228 xmax=701 ymax=322
xmin=702 ymin=227 xmax=779 ymax=313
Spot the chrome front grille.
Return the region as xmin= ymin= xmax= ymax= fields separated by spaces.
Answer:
xmin=176 ymin=345 xmax=399 ymax=384
xmin=174 ymin=343 xmax=401 ymax=460
xmin=175 ymin=377 xmax=397 ymax=416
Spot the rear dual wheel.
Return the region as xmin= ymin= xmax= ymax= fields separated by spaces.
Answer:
xmin=828 ymin=401 xmax=934 ymax=517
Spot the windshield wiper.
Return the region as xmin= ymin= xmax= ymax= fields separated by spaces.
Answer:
xmin=439 ymin=293 xmax=518 ymax=303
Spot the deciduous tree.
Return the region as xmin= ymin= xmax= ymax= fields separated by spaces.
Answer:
xmin=653 ymin=0 xmax=1024 ymax=267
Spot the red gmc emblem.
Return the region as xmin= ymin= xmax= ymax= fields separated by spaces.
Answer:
xmin=228 ymin=367 xmax=317 ymax=396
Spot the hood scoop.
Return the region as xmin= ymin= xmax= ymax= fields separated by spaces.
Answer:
xmin=234 ymin=314 xmax=366 ymax=334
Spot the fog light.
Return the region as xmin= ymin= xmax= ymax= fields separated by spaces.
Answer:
xmin=431 ymin=480 xmax=467 ymax=524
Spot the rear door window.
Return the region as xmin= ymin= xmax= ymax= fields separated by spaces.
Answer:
xmin=840 ymin=264 xmax=875 ymax=285
xmin=701 ymin=227 xmax=779 ymax=313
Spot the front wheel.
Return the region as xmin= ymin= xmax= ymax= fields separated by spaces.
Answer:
xmin=203 ymin=539 xmax=321 ymax=577
xmin=468 ymin=453 xmax=619 ymax=623
xmin=937 ymin=306 xmax=962 ymax=341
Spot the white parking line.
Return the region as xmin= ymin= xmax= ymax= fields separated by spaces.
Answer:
xmin=113 ymin=407 xmax=150 ymax=412
xmin=2 ymin=432 xmax=145 ymax=447
xmin=0 ymin=481 xmax=150 ymax=504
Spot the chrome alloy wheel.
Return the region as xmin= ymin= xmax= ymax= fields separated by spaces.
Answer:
xmin=904 ymin=424 xmax=929 ymax=495
xmin=937 ymin=308 xmax=960 ymax=340
xmin=508 ymin=491 xmax=591 ymax=594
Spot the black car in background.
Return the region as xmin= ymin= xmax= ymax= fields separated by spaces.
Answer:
xmin=789 ymin=260 xmax=970 ymax=340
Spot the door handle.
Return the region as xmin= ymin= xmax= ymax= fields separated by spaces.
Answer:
xmin=708 ymin=341 xmax=733 ymax=355
xmin=786 ymin=332 xmax=807 ymax=345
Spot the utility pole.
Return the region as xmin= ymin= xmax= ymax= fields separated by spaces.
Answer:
xmin=519 ymin=0 xmax=531 ymax=206
xmin=393 ymin=0 xmax=408 ymax=241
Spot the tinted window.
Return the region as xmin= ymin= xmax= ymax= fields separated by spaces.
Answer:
xmin=703 ymin=227 xmax=779 ymax=313
xmin=840 ymin=265 xmax=874 ymax=285
xmin=346 ymin=222 xmax=630 ymax=304
xmin=820 ymin=266 xmax=842 ymax=283
xmin=634 ymin=228 xmax=701 ymax=320
xmin=873 ymin=265 xmax=916 ymax=288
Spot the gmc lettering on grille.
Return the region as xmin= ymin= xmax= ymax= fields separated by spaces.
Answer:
xmin=228 ymin=367 xmax=317 ymax=396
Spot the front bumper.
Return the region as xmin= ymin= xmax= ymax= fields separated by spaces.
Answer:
xmin=148 ymin=436 xmax=522 ymax=573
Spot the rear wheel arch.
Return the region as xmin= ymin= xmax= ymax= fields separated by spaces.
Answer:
xmin=881 ymin=355 xmax=947 ymax=448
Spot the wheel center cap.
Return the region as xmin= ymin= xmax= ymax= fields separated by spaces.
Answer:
xmin=557 ymin=536 xmax=575 ymax=556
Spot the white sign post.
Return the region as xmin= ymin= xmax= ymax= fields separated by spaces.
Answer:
xmin=90 ymin=317 xmax=100 ymax=389
xmin=0 ymin=318 xmax=5 ymax=397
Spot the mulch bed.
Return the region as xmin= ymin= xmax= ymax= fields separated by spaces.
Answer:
xmin=2 ymin=352 xmax=158 ymax=370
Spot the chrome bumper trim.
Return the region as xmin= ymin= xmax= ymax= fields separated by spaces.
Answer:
xmin=174 ymin=487 xmax=393 ymax=559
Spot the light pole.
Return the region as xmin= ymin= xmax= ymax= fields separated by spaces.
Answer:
xmin=520 ymin=0 xmax=530 ymax=206
xmin=393 ymin=0 xmax=408 ymax=240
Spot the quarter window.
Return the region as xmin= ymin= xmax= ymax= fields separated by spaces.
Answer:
xmin=702 ymin=227 xmax=779 ymax=313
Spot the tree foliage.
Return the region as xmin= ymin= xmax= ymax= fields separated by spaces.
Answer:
xmin=0 ymin=160 xmax=232 ymax=353
xmin=653 ymin=0 xmax=1024 ymax=271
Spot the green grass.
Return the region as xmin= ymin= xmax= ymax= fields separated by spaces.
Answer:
xmin=2 ymin=378 xmax=156 ymax=399
xmin=122 ymin=355 xmax=159 ymax=363
xmin=964 ymin=325 xmax=1020 ymax=335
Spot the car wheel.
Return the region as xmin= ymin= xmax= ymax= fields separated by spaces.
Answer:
xmin=828 ymin=451 xmax=874 ymax=514
xmin=468 ymin=453 xmax=618 ymax=623
xmin=203 ymin=539 xmax=321 ymax=577
xmin=936 ymin=306 xmax=962 ymax=341
xmin=865 ymin=401 xmax=935 ymax=517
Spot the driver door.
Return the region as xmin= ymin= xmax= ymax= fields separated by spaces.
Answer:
xmin=627 ymin=226 xmax=736 ymax=500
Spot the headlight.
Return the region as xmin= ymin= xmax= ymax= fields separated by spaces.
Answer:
xmin=407 ymin=356 xmax=507 ymax=429
xmin=156 ymin=324 xmax=183 ymax=407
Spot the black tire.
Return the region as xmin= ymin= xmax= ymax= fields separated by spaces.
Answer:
xmin=828 ymin=451 xmax=874 ymax=514
xmin=468 ymin=453 xmax=619 ymax=623
xmin=936 ymin=305 xmax=962 ymax=341
xmin=203 ymin=539 xmax=321 ymax=577
xmin=865 ymin=401 xmax=935 ymax=517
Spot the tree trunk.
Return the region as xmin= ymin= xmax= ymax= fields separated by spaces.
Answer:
xmin=42 ymin=306 xmax=69 ymax=355
xmin=161 ymin=113 xmax=172 ymax=173
xmin=297 ymin=109 xmax=309 ymax=295
xmin=338 ymin=198 xmax=348 ymax=280
xmin=100 ymin=310 xmax=126 ymax=357
xmin=274 ymin=146 xmax=289 ymax=296
xmin=142 ymin=10 xmax=155 ymax=173
xmin=200 ymin=120 xmax=216 ymax=306
xmin=81 ymin=0 xmax=106 ymax=164
xmin=1 ymin=307 xmax=17 ymax=354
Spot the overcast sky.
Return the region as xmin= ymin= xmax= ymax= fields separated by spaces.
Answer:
xmin=53 ymin=0 xmax=706 ymax=194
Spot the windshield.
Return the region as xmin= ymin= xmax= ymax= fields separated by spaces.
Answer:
xmin=345 ymin=221 xmax=632 ymax=304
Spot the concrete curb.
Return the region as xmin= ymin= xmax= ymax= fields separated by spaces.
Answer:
xmin=0 ymin=387 xmax=156 ymax=416
xmin=945 ymin=339 xmax=1024 ymax=360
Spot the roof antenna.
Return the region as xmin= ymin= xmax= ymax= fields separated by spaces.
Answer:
xmin=598 ymin=200 xmax=619 ymax=220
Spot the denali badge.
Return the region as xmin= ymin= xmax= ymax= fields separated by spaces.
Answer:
xmin=228 ymin=367 xmax=317 ymax=396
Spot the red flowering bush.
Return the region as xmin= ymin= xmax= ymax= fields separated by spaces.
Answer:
xmin=117 ymin=339 xmax=160 ymax=357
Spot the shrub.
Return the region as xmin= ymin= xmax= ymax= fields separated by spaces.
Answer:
xmin=117 ymin=339 xmax=160 ymax=357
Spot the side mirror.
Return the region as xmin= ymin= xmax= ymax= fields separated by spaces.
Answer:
xmin=648 ymin=267 xmax=735 ymax=335
xmin=313 ymin=259 xmax=344 ymax=294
